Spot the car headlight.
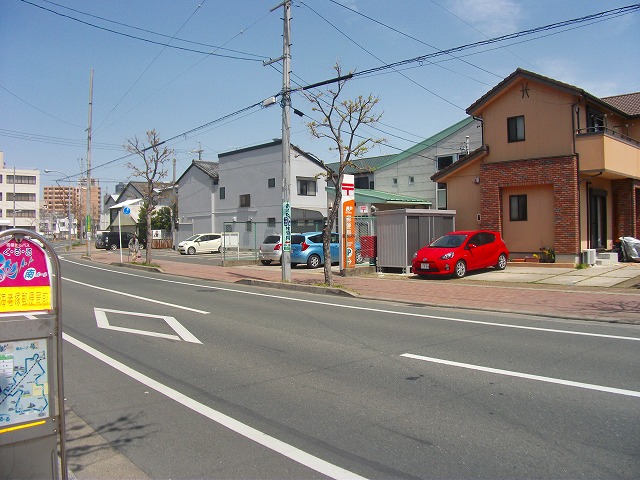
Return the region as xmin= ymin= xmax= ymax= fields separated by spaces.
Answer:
xmin=440 ymin=252 xmax=454 ymax=260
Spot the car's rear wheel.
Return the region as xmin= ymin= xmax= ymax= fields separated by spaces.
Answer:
xmin=356 ymin=251 xmax=364 ymax=264
xmin=187 ymin=246 xmax=196 ymax=255
xmin=496 ymin=253 xmax=507 ymax=270
xmin=260 ymin=260 xmax=272 ymax=265
xmin=307 ymin=254 xmax=322 ymax=269
xmin=453 ymin=260 xmax=466 ymax=278
xmin=109 ymin=244 xmax=118 ymax=251
xmin=218 ymin=246 xmax=224 ymax=253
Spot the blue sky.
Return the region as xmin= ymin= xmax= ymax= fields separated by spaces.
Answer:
xmin=2 ymin=0 xmax=639 ymax=195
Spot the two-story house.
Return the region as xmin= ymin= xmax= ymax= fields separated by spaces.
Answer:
xmin=175 ymin=160 xmax=219 ymax=242
xmin=432 ymin=68 xmax=640 ymax=263
xmin=175 ymin=140 xmax=330 ymax=246
xmin=326 ymin=117 xmax=482 ymax=212
xmin=214 ymin=139 xmax=328 ymax=233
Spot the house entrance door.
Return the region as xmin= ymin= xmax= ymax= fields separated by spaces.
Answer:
xmin=589 ymin=188 xmax=607 ymax=249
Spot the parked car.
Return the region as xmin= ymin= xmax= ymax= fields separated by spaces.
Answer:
xmin=94 ymin=231 xmax=108 ymax=249
xmin=99 ymin=231 xmax=136 ymax=251
xmin=177 ymin=233 xmax=223 ymax=255
xmin=412 ymin=230 xmax=509 ymax=278
xmin=259 ymin=234 xmax=283 ymax=265
xmin=290 ymin=231 xmax=363 ymax=269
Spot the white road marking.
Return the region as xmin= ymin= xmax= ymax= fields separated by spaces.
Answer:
xmin=401 ymin=353 xmax=640 ymax=398
xmin=94 ymin=308 xmax=202 ymax=344
xmin=63 ymin=277 xmax=209 ymax=314
xmin=63 ymin=259 xmax=640 ymax=343
xmin=63 ymin=333 xmax=368 ymax=480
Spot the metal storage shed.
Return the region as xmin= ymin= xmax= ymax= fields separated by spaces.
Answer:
xmin=375 ymin=209 xmax=456 ymax=273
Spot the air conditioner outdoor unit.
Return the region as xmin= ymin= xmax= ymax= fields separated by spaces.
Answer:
xmin=582 ymin=249 xmax=596 ymax=265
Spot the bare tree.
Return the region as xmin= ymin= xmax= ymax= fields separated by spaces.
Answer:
xmin=124 ymin=129 xmax=173 ymax=264
xmin=304 ymin=64 xmax=384 ymax=286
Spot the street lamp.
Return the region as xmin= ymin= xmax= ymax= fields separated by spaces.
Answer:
xmin=44 ymin=169 xmax=73 ymax=252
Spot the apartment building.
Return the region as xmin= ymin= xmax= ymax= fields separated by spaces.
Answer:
xmin=0 ymin=151 xmax=40 ymax=231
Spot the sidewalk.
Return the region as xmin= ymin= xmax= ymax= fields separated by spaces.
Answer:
xmin=81 ymin=249 xmax=640 ymax=324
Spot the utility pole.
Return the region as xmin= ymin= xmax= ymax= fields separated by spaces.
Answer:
xmin=12 ymin=166 xmax=16 ymax=228
xmin=85 ymin=69 xmax=93 ymax=257
xmin=267 ymin=0 xmax=292 ymax=282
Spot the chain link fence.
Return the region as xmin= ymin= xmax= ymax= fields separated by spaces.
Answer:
xmin=220 ymin=216 xmax=378 ymax=263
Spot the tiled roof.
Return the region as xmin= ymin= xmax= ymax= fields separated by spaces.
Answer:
xmin=467 ymin=68 xmax=638 ymax=119
xmin=193 ymin=161 xmax=219 ymax=178
xmin=601 ymin=92 xmax=640 ymax=116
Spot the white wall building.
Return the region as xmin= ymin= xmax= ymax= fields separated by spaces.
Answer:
xmin=0 ymin=151 xmax=41 ymax=232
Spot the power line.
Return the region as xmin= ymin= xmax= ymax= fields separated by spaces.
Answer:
xmin=0 ymin=83 xmax=83 ymax=128
xmin=325 ymin=0 xmax=503 ymax=79
xmin=38 ymin=0 xmax=267 ymax=60
xmin=94 ymin=0 xmax=209 ymax=133
xmin=18 ymin=0 xmax=267 ymax=61
xmin=355 ymin=4 xmax=640 ymax=78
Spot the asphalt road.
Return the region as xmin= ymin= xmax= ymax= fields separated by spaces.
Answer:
xmin=60 ymin=256 xmax=640 ymax=479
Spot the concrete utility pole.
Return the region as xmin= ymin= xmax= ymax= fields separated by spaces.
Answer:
xmin=85 ymin=69 xmax=93 ymax=257
xmin=267 ymin=0 xmax=292 ymax=282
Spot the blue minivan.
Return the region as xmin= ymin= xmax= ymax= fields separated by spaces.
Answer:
xmin=290 ymin=232 xmax=362 ymax=268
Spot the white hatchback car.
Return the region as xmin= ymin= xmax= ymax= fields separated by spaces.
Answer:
xmin=178 ymin=233 xmax=223 ymax=255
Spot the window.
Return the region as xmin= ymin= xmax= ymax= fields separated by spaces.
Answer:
xmin=268 ymin=178 xmax=276 ymax=188
xmin=267 ymin=217 xmax=276 ymax=227
xmin=507 ymin=116 xmax=525 ymax=142
xmin=7 ymin=210 xmax=36 ymax=218
xmin=7 ymin=175 xmax=36 ymax=185
xmin=509 ymin=195 xmax=527 ymax=221
xmin=240 ymin=194 xmax=251 ymax=207
xmin=7 ymin=193 xmax=36 ymax=202
xmin=354 ymin=176 xmax=370 ymax=189
xmin=297 ymin=178 xmax=316 ymax=196
xmin=436 ymin=155 xmax=454 ymax=171
xmin=437 ymin=183 xmax=447 ymax=209
xmin=246 ymin=221 xmax=252 ymax=232
xmin=587 ymin=108 xmax=605 ymax=133
xmin=219 ymin=187 xmax=225 ymax=199
xmin=392 ymin=177 xmax=398 ymax=186
xmin=409 ymin=176 xmax=415 ymax=185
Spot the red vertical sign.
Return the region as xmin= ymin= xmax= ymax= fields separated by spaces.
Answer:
xmin=341 ymin=177 xmax=356 ymax=269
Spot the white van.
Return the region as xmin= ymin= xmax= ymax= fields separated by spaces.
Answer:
xmin=177 ymin=233 xmax=223 ymax=255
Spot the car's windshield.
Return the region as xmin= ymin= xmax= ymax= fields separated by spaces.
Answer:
xmin=185 ymin=235 xmax=199 ymax=241
xmin=263 ymin=235 xmax=280 ymax=244
xmin=430 ymin=234 xmax=468 ymax=248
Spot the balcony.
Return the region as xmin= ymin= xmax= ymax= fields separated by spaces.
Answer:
xmin=575 ymin=128 xmax=640 ymax=180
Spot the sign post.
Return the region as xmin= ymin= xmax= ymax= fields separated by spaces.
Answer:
xmin=339 ymin=174 xmax=356 ymax=273
xmin=0 ymin=229 xmax=66 ymax=480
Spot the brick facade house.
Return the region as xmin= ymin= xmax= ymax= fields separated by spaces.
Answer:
xmin=432 ymin=69 xmax=640 ymax=263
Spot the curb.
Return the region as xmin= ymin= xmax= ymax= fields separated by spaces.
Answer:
xmin=235 ymin=278 xmax=357 ymax=297
xmin=110 ymin=262 xmax=164 ymax=273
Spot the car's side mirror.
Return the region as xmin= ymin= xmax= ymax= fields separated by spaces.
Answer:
xmin=468 ymin=243 xmax=477 ymax=249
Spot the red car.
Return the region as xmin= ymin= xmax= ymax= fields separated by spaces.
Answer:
xmin=412 ymin=230 xmax=509 ymax=278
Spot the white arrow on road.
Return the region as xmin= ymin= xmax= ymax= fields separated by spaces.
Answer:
xmin=94 ymin=308 xmax=202 ymax=344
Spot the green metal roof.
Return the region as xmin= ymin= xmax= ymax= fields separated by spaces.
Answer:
xmin=325 ymin=117 xmax=474 ymax=173
xmin=326 ymin=187 xmax=431 ymax=205
xmin=377 ymin=116 xmax=475 ymax=168
xmin=325 ymin=154 xmax=396 ymax=174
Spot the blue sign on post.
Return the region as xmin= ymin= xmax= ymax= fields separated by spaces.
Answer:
xmin=123 ymin=206 xmax=131 ymax=215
